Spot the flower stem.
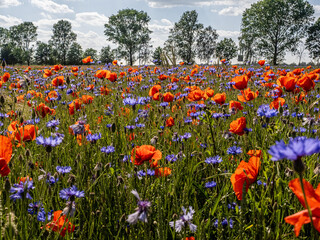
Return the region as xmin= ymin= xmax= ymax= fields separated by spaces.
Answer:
xmin=298 ymin=173 xmax=316 ymax=235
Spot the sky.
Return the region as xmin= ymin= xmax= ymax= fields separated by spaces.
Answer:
xmin=0 ymin=0 xmax=320 ymax=64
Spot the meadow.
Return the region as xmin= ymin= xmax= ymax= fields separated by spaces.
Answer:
xmin=0 ymin=59 xmax=320 ymax=239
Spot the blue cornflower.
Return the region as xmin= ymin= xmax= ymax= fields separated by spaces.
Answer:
xmin=46 ymin=119 xmax=60 ymax=128
xmin=56 ymin=166 xmax=72 ymax=174
xmin=28 ymin=202 xmax=53 ymax=222
xmin=147 ymin=169 xmax=155 ymax=176
xmin=166 ymin=154 xmax=178 ymax=162
xmin=125 ymin=125 xmax=136 ymax=130
xmin=205 ymin=181 xmax=217 ymax=188
xmin=10 ymin=180 xmax=35 ymax=201
xmin=205 ymin=156 xmax=222 ymax=164
xmin=137 ymin=170 xmax=146 ymax=177
xmin=257 ymin=104 xmax=278 ymax=118
xmin=136 ymin=123 xmax=145 ymax=128
xmin=59 ymin=185 xmax=84 ymax=200
xmin=268 ymin=137 xmax=320 ymax=161
xmin=36 ymin=135 xmax=63 ymax=147
xmin=169 ymin=206 xmax=197 ymax=233
xmin=123 ymin=155 xmax=130 ymax=162
xmin=101 ymin=145 xmax=115 ymax=154
xmin=127 ymin=190 xmax=151 ymax=224
xmin=86 ymin=133 xmax=101 ymax=142
xmin=227 ymin=146 xmax=242 ymax=155
xmin=123 ymin=97 xmax=137 ymax=106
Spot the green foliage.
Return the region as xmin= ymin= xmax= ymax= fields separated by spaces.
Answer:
xmin=104 ymin=9 xmax=152 ymax=66
xmin=99 ymin=46 xmax=114 ymax=64
xmin=34 ymin=41 xmax=55 ymax=65
xmin=168 ymin=10 xmax=203 ymax=64
xmin=216 ymin=38 xmax=238 ymax=61
xmin=67 ymin=42 xmax=83 ymax=65
xmin=196 ymin=26 xmax=218 ymax=64
xmin=240 ymin=0 xmax=314 ymax=65
xmin=50 ymin=20 xmax=77 ymax=65
xmin=306 ymin=17 xmax=320 ymax=64
xmin=152 ymin=46 xmax=162 ymax=65
xmin=83 ymin=48 xmax=98 ymax=61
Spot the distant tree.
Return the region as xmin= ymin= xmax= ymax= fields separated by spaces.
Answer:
xmin=238 ymin=7 xmax=259 ymax=64
xmin=34 ymin=41 xmax=54 ymax=65
xmin=0 ymin=43 xmax=17 ymax=65
xmin=83 ymin=48 xmax=98 ymax=60
xmin=152 ymin=47 xmax=162 ymax=65
xmin=196 ymin=26 xmax=218 ymax=64
xmin=168 ymin=10 xmax=203 ymax=64
xmin=138 ymin=43 xmax=152 ymax=65
xmin=306 ymin=18 xmax=320 ymax=64
xmin=50 ymin=20 xmax=77 ymax=65
xmin=104 ymin=9 xmax=152 ymax=65
xmin=0 ymin=27 xmax=10 ymax=48
xmin=240 ymin=0 xmax=314 ymax=65
xmin=216 ymin=38 xmax=238 ymax=62
xmin=66 ymin=42 xmax=83 ymax=65
xmin=99 ymin=46 xmax=114 ymax=64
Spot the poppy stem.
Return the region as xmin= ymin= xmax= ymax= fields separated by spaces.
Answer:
xmin=298 ymin=173 xmax=316 ymax=235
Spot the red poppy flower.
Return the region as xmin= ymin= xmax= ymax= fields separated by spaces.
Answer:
xmin=131 ymin=145 xmax=162 ymax=168
xmin=229 ymin=117 xmax=246 ymax=136
xmin=46 ymin=211 xmax=75 ymax=237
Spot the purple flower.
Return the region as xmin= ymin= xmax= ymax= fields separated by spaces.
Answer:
xmin=227 ymin=146 xmax=242 ymax=155
xmin=101 ymin=145 xmax=115 ymax=154
xmin=205 ymin=181 xmax=217 ymax=188
xmin=269 ymin=137 xmax=320 ymax=161
xmin=36 ymin=135 xmax=63 ymax=147
xmin=10 ymin=180 xmax=34 ymax=201
xmin=169 ymin=206 xmax=197 ymax=233
xmin=205 ymin=156 xmax=222 ymax=164
xmin=56 ymin=166 xmax=72 ymax=174
xmin=86 ymin=133 xmax=101 ymax=142
xmin=127 ymin=190 xmax=151 ymax=224
xmin=59 ymin=185 xmax=84 ymax=200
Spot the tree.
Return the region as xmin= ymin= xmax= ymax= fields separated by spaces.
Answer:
xmin=99 ymin=46 xmax=114 ymax=64
xmin=104 ymin=9 xmax=152 ymax=66
xmin=240 ymin=0 xmax=314 ymax=65
xmin=216 ymin=38 xmax=238 ymax=62
xmin=138 ymin=43 xmax=152 ymax=65
xmin=83 ymin=48 xmax=98 ymax=60
xmin=152 ymin=47 xmax=162 ymax=65
xmin=306 ymin=18 xmax=320 ymax=64
xmin=34 ymin=41 xmax=54 ymax=65
xmin=168 ymin=10 xmax=203 ymax=64
xmin=196 ymin=26 xmax=218 ymax=64
xmin=66 ymin=42 xmax=82 ymax=65
xmin=50 ymin=20 xmax=77 ymax=65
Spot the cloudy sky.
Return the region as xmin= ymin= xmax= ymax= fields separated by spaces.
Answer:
xmin=1 ymin=0 xmax=319 ymax=63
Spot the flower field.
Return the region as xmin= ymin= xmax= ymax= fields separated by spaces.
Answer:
xmin=0 ymin=60 xmax=320 ymax=239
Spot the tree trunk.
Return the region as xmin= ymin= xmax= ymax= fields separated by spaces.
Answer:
xmin=273 ymin=46 xmax=278 ymax=65
xmin=129 ymin=49 xmax=133 ymax=66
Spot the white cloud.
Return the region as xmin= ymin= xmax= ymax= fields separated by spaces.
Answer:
xmin=145 ymin=0 xmax=258 ymax=8
xmin=217 ymin=29 xmax=240 ymax=38
xmin=0 ymin=14 xmax=22 ymax=27
xmin=75 ymin=12 xmax=108 ymax=26
xmin=30 ymin=0 xmax=73 ymax=13
xmin=0 ymin=0 xmax=21 ymax=8
xmin=34 ymin=17 xmax=80 ymax=29
xmin=314 ymin=5 xmax=320 ymax=16
xmin=74 ymin=30 xmax=116 ymax=52
xmin=218 ymin=7 xmax=244 ymax=16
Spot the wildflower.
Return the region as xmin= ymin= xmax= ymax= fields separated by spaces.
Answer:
xmin=100 ymin=145 xmax=115 ymax=154
xmin=86 ymin=133 xmax=101 ymax=143
xmin=56 ymin=166 xmax=72 ymax=174
xmin=284 ymin=178 xmax=320 ymax=236
xmin=169 ymin=206 xmax=197 ymax=233
xmin=230 ymin=156 xmax=260 ymax=200
xmin=0 ymin=135 xmax=12 ymax=177
xmin=166 ymin=154 xmax=178 ymax=162
xmin=10 ymin=180 xmax=34 ymax=201
xmin=36 ymin=135 xmax=63 ymax=147
xmin=46 ymin=210 xmax=75 ymax=237
xmin=127 ymin=190 xmax=151 ymax=224
xmin=205 ymin=181 xmax=217 ymax=188
xmin=257 ymin=104 xmax=278 ymax=118
xmin=131 ymin=145 xmax=162 ymax=168
xmin=229 ymin=117 xmax=246 ymax=136
xmin=46 ymin=119 xmax=60 ymax=128
xmin=205 ymin=156 xmax=222 ymax=164
xmin=268 ymin=137 xmax=320 ymax=162
xmin=59 ymin=185 xmax=84 ymax=201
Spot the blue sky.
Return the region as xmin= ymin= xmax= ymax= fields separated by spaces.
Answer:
xmin=0 ymin=0 xmax=319 ymax=64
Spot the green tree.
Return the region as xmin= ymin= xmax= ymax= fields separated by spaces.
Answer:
xmin=99 ymin=46 xmax=114 ymax=64
xmin=152 ymin=47 xmax=162 ymax=65
xmin=104 ymin=9 xmax=152 ymax=66
xmin=83 ymin=48 xmax=98 ymax=60
xmin=67 ymin=42 xmax=83 ymax=65
xmin=50 ymin=20 xmax=77 ymax=65
xmin=196 ymin=26 xmax=218 ymax=64
xmin=168 ymin=10 xmax=203 ymax=64
xmin=34 ymin=41 xmax=54 ymax=65
xmin=216 ymin=38 xmax=238 ymax=62
xmin=240 ymin=0 xmax=314 ymax=65
xmin=306 ymin=18 xmax=320 ymax=64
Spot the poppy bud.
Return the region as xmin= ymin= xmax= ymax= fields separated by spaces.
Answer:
xmin=293 ymin=157 xmax=305 ymax=174
xmin=5 ymin=178 xmax=11 ymax=192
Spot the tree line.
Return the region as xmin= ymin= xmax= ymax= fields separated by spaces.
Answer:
xmin=0 ymin=0 xmax=319 ymax=66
